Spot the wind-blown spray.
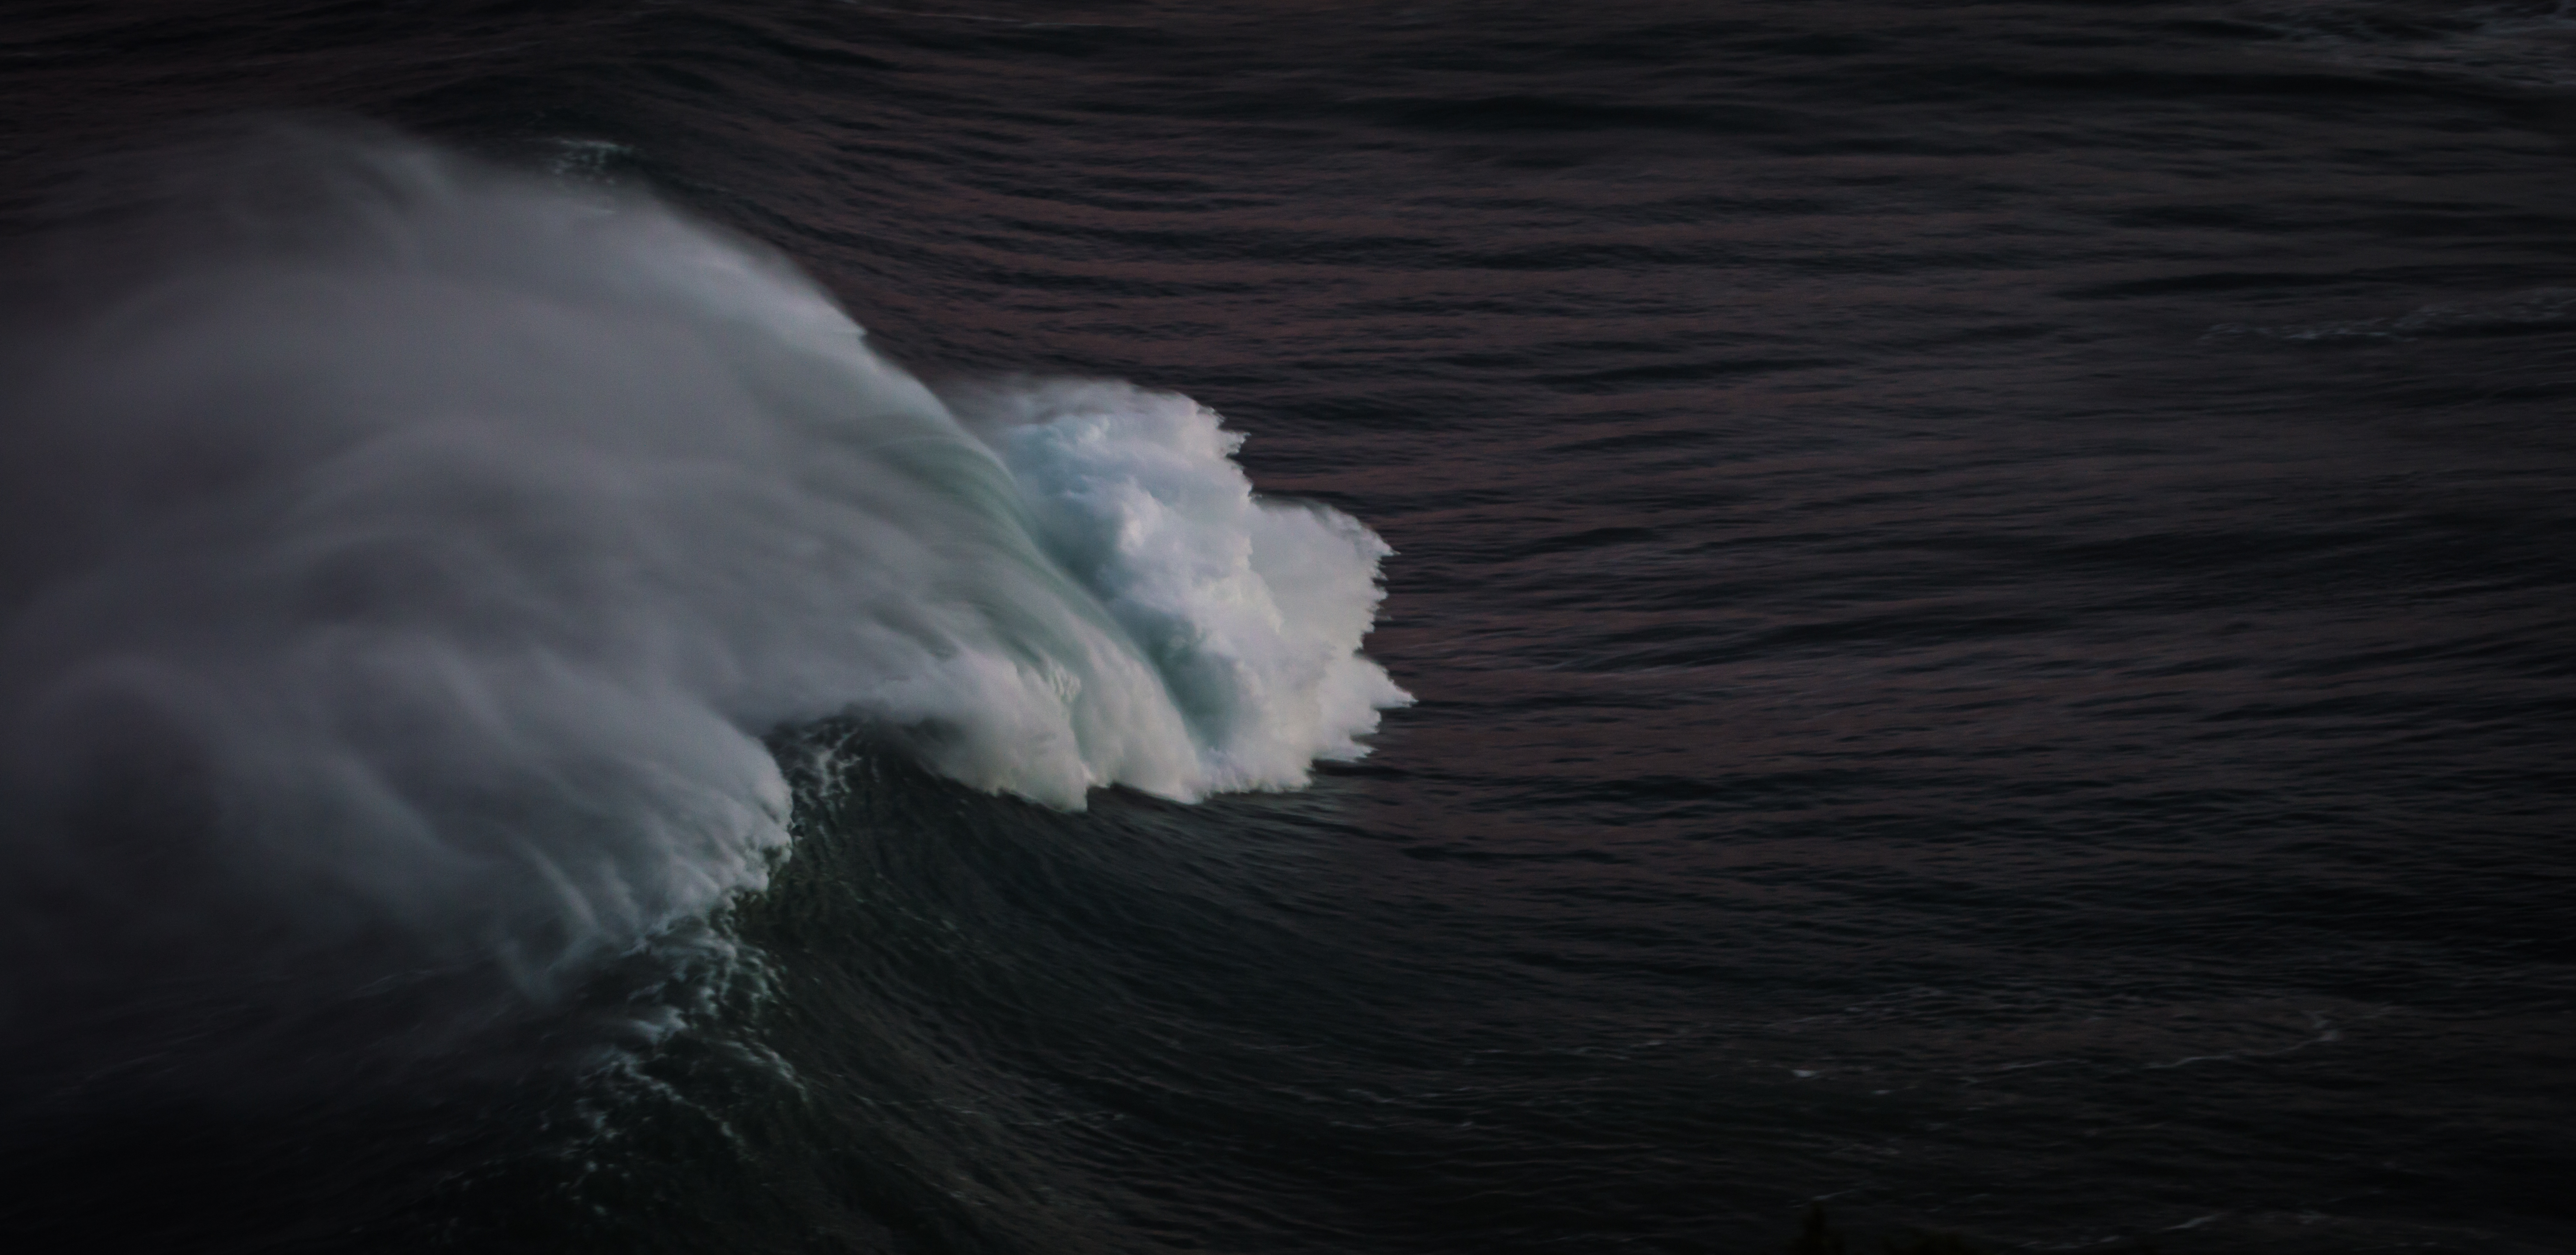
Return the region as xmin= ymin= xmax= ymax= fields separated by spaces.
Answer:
xmin=0 ymin=128 xmax=1407 ymax=1094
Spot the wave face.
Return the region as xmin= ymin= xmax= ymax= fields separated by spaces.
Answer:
xmin=0 ymin=129 xmax=1406 ymax=1082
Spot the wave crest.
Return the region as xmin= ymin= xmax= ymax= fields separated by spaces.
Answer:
xmin=0 ymin=128 xmax=1406 ymax=1076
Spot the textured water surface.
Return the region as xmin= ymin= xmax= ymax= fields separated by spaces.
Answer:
xmin=1 ymin=3 xmax=2571 ymax=1253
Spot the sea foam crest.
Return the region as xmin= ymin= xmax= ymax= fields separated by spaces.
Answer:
xmin=0 ymin=130 xmax=1406 ymax=1066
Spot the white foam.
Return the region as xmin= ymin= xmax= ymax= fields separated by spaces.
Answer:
xmin=961 ymin=379 xmax=1412 ymax=796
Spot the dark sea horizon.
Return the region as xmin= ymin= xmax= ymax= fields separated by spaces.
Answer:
xmin=2 ymin=3 xmax=2572 ymax=1253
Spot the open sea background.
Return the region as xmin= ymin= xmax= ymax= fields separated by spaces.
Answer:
xmin=3 ymin=1 xmax=2573 ymax=1252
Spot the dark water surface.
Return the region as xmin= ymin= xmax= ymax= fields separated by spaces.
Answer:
xmin=4 ymin=2 xmax=2574 ymax=1252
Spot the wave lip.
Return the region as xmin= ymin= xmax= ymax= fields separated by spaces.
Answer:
xmin=0 ymin=126 xmax=1407 ymax=1084
xmin=964 ymin=378 xmax=1412 ymax=797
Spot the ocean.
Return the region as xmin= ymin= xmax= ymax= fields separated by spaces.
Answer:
xmin=0 ymin=2 xmax=2570 ymax=1252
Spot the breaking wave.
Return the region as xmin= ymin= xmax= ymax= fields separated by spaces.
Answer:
xmin=0 ymin=127 xmax=1406 ymax=1088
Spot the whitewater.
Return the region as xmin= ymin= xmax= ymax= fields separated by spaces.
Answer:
xmin=0 ymin=128 xmax=1408 ymax=1087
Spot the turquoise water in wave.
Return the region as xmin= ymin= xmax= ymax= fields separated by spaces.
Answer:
xmin=1 ymin=3 xmax=2571 ymax=1252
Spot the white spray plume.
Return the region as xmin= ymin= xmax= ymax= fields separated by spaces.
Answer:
xmin=0 ymin=127 xmax=1406 ymax=1077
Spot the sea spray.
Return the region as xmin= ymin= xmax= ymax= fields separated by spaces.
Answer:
xmin=0 ymin=126 xmax=1406 ymax=1090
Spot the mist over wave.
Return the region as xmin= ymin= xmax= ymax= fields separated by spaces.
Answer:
xmin=0 ymin=127 xmax=1406 ymax=1093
